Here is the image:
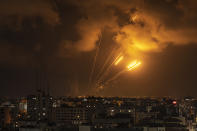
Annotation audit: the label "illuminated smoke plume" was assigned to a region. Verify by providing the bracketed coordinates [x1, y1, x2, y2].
[63, 0, 197, 56]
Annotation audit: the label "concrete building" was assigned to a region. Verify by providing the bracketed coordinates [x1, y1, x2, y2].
[49, 106, 88, 125]
[0, 101, 16, 129]
[27, 90, 53, 121]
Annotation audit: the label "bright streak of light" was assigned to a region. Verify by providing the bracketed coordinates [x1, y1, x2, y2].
[127, 60, 141, 71]
[114, 56, 124, 66]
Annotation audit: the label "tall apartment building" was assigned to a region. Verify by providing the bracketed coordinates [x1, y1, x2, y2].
[27, 90, 53, 121]
[49, 106, 89, 125]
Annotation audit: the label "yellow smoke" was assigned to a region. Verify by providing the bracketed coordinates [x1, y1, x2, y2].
[62, 0, 197, 57]
[115, 12, 163, 57]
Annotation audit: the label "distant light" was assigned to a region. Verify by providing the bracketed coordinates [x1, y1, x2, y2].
[83, 98, 87, 101]
[172, 101, 177, 105]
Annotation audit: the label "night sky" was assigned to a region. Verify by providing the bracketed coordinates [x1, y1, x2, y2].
[1, 0, 197, 97]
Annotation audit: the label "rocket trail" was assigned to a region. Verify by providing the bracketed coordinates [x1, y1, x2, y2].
[127, 60, 141, 71]
[114, 55, 124, 66]
[88, 32, 102, 89]
[96, 50, 122, 84]
[95, 46, 117, 82]
[103, 60, 142, 85]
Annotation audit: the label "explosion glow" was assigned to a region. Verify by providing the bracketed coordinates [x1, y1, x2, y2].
[114, 56, 124, 66]
[127, 60, 141, 71]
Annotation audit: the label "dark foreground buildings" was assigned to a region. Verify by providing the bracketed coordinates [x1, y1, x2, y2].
[0, 90, 196, 131]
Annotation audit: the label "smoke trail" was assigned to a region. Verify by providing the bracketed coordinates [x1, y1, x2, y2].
[88, 33, 102, 88]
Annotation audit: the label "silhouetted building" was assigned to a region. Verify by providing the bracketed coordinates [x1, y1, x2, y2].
[27, 90, 53, 121]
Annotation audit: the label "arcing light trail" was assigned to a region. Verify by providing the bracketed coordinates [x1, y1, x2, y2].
[114, 55, 124, 66]
[88, 32, 102, 89]
[102, 60, 142, 86]
[96, 50, 122, 84]
[127, 60, 141, 71]
[87, 32, 142, 94]
[95, 46, 117, 81]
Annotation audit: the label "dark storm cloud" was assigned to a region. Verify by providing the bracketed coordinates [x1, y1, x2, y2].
[1, 0, 197, 97]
